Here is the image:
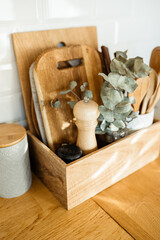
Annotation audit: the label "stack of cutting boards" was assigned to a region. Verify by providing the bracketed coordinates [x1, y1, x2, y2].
[33, 45, 102, 151]
[12, 27, 103, 151]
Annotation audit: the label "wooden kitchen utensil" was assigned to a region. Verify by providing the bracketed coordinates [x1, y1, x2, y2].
[140, 70, 157, 114]
[129, 76, 150, 112]
[12, 26, 98, 136]
[34, 45, 102, 151]
[101, 46, 111, 75]
[150, 47, 160, 75]
[146, 83, 160, 113]
[73, 98, 100, 155]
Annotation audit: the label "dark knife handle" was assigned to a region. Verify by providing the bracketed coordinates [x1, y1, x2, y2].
[101, 46, 111, 75]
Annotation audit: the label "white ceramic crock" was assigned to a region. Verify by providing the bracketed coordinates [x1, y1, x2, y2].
[127, 109, 154, 131]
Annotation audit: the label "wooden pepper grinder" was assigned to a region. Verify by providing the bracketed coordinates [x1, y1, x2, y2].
[73, 97, 100, 155]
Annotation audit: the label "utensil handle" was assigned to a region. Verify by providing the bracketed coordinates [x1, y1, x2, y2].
[101, 46, 111, 75]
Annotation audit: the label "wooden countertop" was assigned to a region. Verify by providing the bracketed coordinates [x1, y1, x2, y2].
[1, 158, 160, 240]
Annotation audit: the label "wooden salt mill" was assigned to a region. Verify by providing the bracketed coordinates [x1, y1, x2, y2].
[73, 97, 100, 155]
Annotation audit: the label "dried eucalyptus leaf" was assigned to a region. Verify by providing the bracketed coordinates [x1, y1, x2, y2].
[128, 96, 135, 104]
[98, 73, 108, 82]
[50, 99, 61, 108]
[124, 96, 135, 104]
[110, 59, 126, 75]
[80, 82, 88, 92]
[100, 119, 107, 131]
[118, 75, 138, 93]
[125, 58, 134, 71]
[115, 101, 132, 113]
[134, 57, 143, 74]
[67, 101, 78, 109]
[83, 90, 93, 99]
[99, 106, 114, 122]
[126, 111, 139, 122]
[95, 124, 105, 134]
[109, 123, 119, 132]
[114, 50, 128, 63]
[141, 63, 152, 74]
[60, 89, 71, 95]
[69, 81, 77, 90]
[104, 88, 123, 105]
[98, 114, 104, 121]
[107, 73, 120, 89]
[113, 120, 125, 129]
[114, 109, 132, 121]
[101, 96, 115, 110]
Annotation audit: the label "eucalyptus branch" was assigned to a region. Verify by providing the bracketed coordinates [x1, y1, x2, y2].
[70, 90, 81, 100]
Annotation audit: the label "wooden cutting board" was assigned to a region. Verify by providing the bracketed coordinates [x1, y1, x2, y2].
[34, 45, 102, 151]
[12, 26, 98, 136]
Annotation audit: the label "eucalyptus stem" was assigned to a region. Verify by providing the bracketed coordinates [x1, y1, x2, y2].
[70, 90, 81, 100]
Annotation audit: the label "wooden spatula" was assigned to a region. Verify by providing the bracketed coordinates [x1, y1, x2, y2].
[140, 70, 157, 114]
[147, 82, 160, 113]
[129, 76, 150, 112]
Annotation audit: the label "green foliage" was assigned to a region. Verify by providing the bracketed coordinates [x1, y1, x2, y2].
[55, 81, 90, 109]
[97, 50, 151, 134]
[67, 101, 78, 109]
[50, 99, 61, 108]
[82, 89, 93, 100]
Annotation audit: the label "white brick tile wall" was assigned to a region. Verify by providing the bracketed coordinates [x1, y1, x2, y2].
[0, 0, 160, 126]
[0, 93, 25, 123]
[96, 0, 134, 18]
[0, 0, 38, 21]
[46, 0, 96, 19]
[0, 63, 20, 95]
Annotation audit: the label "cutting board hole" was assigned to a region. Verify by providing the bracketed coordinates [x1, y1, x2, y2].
[57, 58, 83, 70]
[57, 42, 66, 48]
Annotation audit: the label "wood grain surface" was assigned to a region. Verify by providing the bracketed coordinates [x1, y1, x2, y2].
[141, 70, 157, 114]
[27, 121, 160, 210]
[0, 174, 133, 240]
[12, 26, 98, 135]
[66, 121, 160, 209]
[27, 131, 68, 209]
[129, 76, 150, 112]
[150, 46, 160, 74]
[93, 159, 160, 240]
[0, 123, 26, 148]
[34, 45, 102, 150]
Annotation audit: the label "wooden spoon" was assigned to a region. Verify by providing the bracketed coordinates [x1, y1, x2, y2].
[129, 76, 150, 112]
[140, 70, 157, 114]
[146, 82, 160, 113]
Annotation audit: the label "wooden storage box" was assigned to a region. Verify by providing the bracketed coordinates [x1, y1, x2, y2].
[12, 26, 160, 210]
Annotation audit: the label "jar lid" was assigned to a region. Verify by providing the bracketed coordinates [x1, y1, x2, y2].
[0, 124, 26, 148]
[56, 144, 82, 164]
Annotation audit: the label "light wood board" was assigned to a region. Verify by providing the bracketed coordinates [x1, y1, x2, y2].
[0, 174, 133, 240]
[93, 158, 160, 240]
[12, 26, 98, 136]
[34, 45, 102, 150]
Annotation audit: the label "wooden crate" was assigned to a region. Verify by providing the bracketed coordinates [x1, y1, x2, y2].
[12, 26, 160, 210]
[27, 122, 160, 210]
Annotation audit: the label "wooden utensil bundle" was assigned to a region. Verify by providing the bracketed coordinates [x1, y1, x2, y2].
[140, 70, 160, 114]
